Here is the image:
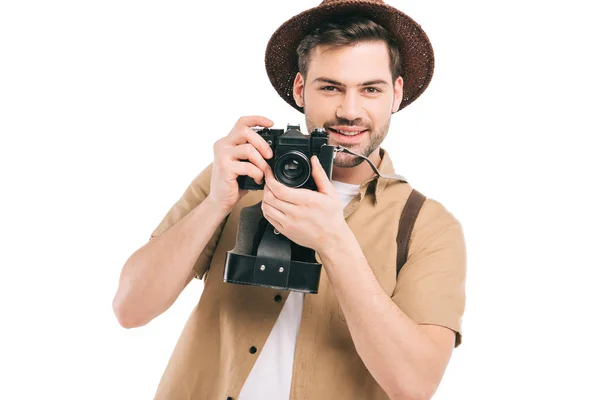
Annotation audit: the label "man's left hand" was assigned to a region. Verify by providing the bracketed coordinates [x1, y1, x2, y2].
[261, 156, 346, 254]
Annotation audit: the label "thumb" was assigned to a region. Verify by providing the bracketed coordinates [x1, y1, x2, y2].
[311, 156, 334, 195]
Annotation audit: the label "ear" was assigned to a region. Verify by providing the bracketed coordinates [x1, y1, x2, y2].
[391, 75, 404, 113]
[292, 72, 305, 108]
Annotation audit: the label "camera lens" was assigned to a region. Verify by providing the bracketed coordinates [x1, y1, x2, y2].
[274, 151, 311, 188]
[283, 160, 303, 179]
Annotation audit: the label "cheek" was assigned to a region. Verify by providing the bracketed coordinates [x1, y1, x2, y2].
[304, 92, 333, 120]
[368, 99, 394, 127]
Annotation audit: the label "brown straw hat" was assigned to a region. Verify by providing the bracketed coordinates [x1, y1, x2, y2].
[265, 0, 435, 113]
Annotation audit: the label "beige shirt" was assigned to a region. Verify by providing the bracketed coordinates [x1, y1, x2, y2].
[150, 148, 467, 400]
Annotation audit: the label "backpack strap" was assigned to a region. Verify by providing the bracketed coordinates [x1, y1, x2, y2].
[396, 189, 426, 277]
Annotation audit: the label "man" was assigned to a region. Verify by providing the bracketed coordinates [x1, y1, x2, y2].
[112, 1, 466, 399]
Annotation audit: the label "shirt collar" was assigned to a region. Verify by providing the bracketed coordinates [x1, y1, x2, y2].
[356, 147, 397, 205]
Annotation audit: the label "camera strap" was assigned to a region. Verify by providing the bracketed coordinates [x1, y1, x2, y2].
[333, 146, 408, 183]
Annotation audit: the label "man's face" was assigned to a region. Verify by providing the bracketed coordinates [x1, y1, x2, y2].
[293, 41, 403, 168]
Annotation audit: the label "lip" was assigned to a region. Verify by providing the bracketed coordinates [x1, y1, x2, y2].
[327, 127, 368, 144]
[329, 126, 367, 133]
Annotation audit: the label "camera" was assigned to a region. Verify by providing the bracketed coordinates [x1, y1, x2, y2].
[225, 124, 335, 293]
[237, 124, 335, 191]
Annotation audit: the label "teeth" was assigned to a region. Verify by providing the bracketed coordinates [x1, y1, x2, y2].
[332, 129, 363, 136]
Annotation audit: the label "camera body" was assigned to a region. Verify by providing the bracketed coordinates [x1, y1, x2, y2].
[237, 124, 335, 191]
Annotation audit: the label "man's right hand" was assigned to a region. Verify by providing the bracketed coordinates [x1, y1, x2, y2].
[207, 116, 274, 214]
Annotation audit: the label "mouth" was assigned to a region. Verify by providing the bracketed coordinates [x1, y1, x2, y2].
[327, 127, 368, 143]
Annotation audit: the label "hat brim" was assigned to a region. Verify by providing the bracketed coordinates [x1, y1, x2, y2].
[265, 1, 435, 113]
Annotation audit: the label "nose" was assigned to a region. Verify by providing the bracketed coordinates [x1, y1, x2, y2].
[336, 91, 363, 121]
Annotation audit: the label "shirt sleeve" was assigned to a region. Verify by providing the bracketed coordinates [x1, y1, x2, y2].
[149, 162, 227, 280]
[391, 198, 467, 347]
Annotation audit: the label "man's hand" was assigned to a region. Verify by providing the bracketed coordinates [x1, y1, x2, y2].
[209, 116, 274, 214]
[261, 155, 346, 254]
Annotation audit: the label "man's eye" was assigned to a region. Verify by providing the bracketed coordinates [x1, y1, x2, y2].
[364, 87, 381, 94]
[321, 86, 338, 92]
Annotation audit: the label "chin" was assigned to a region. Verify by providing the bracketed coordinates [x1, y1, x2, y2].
[333, 153, 364, 168]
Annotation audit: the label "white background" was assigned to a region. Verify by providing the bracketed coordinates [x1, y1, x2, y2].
[1, 0, 599, 399]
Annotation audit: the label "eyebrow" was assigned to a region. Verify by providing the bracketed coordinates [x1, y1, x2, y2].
[312, 77, 389, 87]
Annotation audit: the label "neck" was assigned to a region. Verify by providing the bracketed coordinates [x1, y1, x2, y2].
[331, 147, 382, 185]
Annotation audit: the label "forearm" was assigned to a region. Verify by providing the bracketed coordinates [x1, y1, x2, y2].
[112, 195, 228, 328]
[320, 227, 443, 400]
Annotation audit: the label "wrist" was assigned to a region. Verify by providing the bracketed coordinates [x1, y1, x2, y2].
[204, 194, 232, 218]
[319, 222, 353, 259]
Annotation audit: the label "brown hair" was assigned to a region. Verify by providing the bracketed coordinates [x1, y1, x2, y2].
[296, 16, 403, 81]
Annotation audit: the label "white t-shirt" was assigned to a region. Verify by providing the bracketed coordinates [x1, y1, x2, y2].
[238, 180, 361, 400]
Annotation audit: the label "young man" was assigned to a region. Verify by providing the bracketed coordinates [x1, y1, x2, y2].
[112, 1, 466, 399]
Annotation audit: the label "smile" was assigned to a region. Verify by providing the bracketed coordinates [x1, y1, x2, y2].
[327, 128, 368, 143]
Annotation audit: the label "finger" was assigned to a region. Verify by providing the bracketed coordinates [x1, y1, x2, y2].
[263, 184, 294, 214]
[229, 127, 274, 160]
[311, 156, 335, 195]
[229, 117, 274, 159]
[265, 170, 316, 205]
[228, 143, 270, 173]
[236, 115, 274, 130]
[262, 200, 286, 228]
[230, 161, 264, 185]
[264, 167, 304, 205]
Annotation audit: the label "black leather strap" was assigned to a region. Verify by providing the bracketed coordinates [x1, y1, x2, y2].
[396, 189, 426, 277]
[252, 223, 292, 288]
[224, 251, 322, 293]
[223, 200, 322, 293]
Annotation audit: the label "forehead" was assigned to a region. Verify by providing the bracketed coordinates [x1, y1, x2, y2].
[306, 41, 392, 83]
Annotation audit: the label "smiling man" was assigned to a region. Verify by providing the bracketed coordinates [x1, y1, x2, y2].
[112, 1, 466, 399]
[295, 40, 402, 180]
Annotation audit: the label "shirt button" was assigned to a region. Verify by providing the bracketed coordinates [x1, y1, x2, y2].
[274, 294, 282, 303]
[249, 346, 257, 354]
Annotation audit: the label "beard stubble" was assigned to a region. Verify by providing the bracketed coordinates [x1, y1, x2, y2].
[305, 115, 391, 168]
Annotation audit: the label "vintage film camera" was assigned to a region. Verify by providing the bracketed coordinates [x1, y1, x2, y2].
[237, 124, 335, 190]
[224, 124, 336, 293]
